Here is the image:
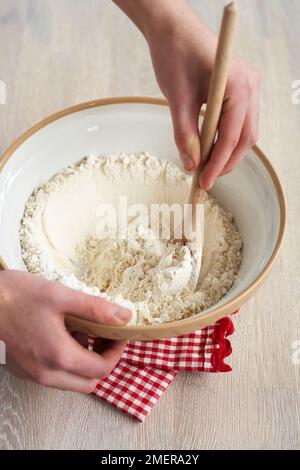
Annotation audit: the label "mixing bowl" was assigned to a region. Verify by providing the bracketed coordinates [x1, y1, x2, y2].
[0, 97, 286, 340]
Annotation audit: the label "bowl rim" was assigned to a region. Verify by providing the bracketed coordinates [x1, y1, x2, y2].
[0, 97, 286, 338]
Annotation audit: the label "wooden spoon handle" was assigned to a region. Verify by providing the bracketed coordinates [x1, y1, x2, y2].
[189, 2, 239, 210]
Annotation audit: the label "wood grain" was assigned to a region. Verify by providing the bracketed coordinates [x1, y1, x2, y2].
[0, 0, 300, 450]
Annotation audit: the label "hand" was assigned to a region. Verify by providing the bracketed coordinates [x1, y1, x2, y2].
[146, 4, 261, 190]
[0, 271, 131, 393]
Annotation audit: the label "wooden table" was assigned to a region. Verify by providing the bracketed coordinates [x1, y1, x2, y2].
[0, 0, 299, 450]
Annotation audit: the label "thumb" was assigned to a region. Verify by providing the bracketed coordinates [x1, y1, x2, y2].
[170, 101, 201, 171]
[54, 284, 132, 326]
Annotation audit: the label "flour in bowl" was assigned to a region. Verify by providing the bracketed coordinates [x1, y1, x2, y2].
[19, 152, 242, 325]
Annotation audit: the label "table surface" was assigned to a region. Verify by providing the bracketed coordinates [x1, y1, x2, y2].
[0, 0, 299, 450]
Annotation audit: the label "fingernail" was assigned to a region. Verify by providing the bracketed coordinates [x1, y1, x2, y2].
[181, 153, 194, 171]
[188, 135, 201, 164]
[112, 305, 132, 324]
[201, 179, 212, 191]
[200, 174, 209, 191]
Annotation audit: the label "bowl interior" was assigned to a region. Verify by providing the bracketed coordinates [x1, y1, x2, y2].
[0, 101, 282, 317]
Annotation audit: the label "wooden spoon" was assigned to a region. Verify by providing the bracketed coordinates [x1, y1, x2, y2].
[187, 2, 239, 290]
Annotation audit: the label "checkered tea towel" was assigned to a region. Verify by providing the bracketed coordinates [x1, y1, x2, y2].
[92, 316, 235, 422]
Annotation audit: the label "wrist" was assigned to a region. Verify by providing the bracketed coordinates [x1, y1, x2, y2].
[141, 1, 193, 44]
[113, 0, 191, 42]
[0, 273, 9, 340]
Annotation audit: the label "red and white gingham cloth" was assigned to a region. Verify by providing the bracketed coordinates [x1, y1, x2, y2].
[90, 316, 235, 422]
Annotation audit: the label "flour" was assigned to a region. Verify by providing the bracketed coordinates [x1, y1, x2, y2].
[19, 152, 242, 325]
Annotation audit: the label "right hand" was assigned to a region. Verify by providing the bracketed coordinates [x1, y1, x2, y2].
[0, 270, 131, 393]
[146, 8, 260, 190]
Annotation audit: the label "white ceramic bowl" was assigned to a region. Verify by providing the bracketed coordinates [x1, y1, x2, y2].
[0, 98, 286, 340]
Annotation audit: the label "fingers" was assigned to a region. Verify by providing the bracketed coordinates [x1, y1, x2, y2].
[220, 92, 259, 175]
[72, 333, 126, 367]
[58, 332, 125, 379]
[200, 88, 249, 190]
[72, 331, 90, 348]
[94, 337, 126, 364]
[200, 67, 261, 189]
[32, 368, 99, 394]
[52, 283, 132, 325]
[41, 327, 125, 380]
[170, 98, 201, 171]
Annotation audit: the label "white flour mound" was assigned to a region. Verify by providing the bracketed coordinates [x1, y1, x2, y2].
[20, 152, 242, 325]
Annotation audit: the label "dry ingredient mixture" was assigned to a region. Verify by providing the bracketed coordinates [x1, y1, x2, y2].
[19, 153, 242, 325]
